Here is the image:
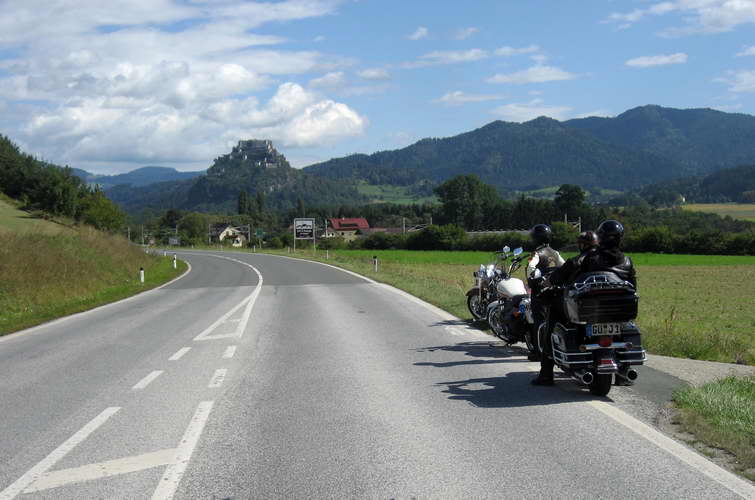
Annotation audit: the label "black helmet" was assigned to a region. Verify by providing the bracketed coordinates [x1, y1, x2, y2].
[577, 231, 598, 251]
[530, 224, 552, 246]
[596, 220, 624, 248]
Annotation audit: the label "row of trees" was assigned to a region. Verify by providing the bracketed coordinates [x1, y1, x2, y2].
[0, 135, 124, 230]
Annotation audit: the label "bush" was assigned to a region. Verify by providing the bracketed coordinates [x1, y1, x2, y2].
[550, 222, 578, 250]
[363, 232, 407, 250]
[318, 237, 348, 250]
[466, 232, 529, 252]
[624, 226, 676, 253]
[407, 224, 468, 250]
[267, 236, 283, 249]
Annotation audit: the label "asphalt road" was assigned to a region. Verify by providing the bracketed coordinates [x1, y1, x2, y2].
[0, 251, 752, 499]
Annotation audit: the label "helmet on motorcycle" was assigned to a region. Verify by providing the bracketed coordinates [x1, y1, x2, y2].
[577, 231, 598, 252]
[596, 220, 624, 248]
[530, 224, 552, 246]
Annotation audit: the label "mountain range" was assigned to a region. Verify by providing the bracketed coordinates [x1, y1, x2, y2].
[72, 166, 205, 189]
[304, 105, 755, 194]
[97, 105, 755, 215]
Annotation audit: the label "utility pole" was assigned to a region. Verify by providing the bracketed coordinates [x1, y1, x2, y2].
[141, 225, 144, 245]
[402, 217, 406, 234]
[127, 226, 130, 242]
[208, 223, 211, 245]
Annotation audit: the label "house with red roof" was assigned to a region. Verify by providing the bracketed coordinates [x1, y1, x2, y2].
[326, 217, 370, 241]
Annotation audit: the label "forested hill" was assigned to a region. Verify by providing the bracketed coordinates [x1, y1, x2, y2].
[304, 105, 755, 193]
[104, 140, 366, 214]
[565, 105, 755, 172]
[633, 164, 755, 205]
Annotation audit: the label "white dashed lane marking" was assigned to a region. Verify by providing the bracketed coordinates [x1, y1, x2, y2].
[207, 369, 227, 388]
[132, 371, 164, 390]
[222, 346, 237, 359]
[168, 347, 191, 361]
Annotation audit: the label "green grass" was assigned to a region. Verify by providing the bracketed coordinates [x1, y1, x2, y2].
[674, 377, 755, 480]
[683, 203, 755, 222]
[0, 197, 73, 235]
[0, 209, 187, 335]
[257, 248, 755, 364]
[355, 182, 438, 204]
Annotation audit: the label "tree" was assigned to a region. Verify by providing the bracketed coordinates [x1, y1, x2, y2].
[255, 191, 265, 213]
[79, 189, 125, 231]
[238, 191, 249, 215]
[554, 184, 586, 217]
[296, 197, 305, 217]
[434, 175, 499, 229]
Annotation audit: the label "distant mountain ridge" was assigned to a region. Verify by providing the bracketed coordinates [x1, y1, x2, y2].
[304, 105, 755, 194]
[71, 166, 205, 189]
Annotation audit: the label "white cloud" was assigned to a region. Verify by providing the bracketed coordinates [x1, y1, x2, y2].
[313, 35, 326, 42]
[308, 71, 346, 89]
[603, 1, 755, 35]
[715, 70, 755, 93]
[0, 0, 368, 169]
[736, 46, 755, 57]
[404, 48, 488, 68]
[435, 91, 501, 105]
[454, 27, 479, 40]
[625, 52, 688, 67]
[492, 98, 572, 122]
[407, 26, 428, 40]
[487, 65, 578, 84]
[495, 45, 540, 57]
[357, 67, 391, 80]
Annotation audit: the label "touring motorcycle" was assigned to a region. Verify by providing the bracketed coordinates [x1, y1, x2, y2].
[543, 271, 646, 396]
[466, 248, 511, 321]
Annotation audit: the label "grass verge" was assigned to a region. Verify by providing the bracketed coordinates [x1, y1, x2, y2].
[674, 377, 755, 481]
[0, 228, 187, 336]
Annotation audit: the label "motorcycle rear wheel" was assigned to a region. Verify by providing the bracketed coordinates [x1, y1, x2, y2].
[467, 294, 486, 321]
[488, 306, 506, 339]
[589, 373, 612, 396]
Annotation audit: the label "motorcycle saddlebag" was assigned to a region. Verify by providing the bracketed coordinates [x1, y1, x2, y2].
[564, 272, 638, 324]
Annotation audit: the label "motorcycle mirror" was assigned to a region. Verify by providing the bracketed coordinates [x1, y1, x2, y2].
[513, 247, 523, 256]
[502, 246, 510, 254]
[530, 268, 542, 279]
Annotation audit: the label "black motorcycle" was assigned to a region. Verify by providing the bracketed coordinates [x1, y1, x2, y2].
[545, 272, 646, 396]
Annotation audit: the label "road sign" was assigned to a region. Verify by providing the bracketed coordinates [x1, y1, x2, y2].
[255, 228, 265, 238]
[294, 218, 315, 240]
[168, 237, 180, 246]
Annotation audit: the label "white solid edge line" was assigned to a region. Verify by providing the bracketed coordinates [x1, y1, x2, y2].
[0, 259, 192, 344]
[222, 346, 237, 359]
[132, 370, 164, 390]
[168, 347, 191, 361]
[589, 401, 755, 498]
[0, 407, 120, 500]
[207, 369, 227, 388]
[247, 252, 754, 497]
[151, 401, 214, 500]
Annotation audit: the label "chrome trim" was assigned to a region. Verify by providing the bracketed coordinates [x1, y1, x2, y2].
[580, 342, 633, 351]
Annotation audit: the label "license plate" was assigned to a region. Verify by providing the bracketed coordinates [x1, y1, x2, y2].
[592, 323, 622, 336]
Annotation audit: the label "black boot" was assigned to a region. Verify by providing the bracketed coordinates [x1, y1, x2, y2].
[531, 357, 554, 386]
[527, 352, 541, 361]
[531, 375, 554, 386]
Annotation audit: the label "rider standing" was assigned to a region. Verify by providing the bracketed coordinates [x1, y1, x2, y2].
[526, 224, 565, 361]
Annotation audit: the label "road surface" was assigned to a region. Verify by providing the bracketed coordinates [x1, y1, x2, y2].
[0, 251, 752, 499]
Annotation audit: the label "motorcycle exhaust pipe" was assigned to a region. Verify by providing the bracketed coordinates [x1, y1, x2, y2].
[616, 368, 638, 382]
[571, 370, 594, 385]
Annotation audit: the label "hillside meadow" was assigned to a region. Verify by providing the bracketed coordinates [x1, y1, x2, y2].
[259, 248, 755, 365]
[683, 203, 755, 222]
[0, 198, 186, 335]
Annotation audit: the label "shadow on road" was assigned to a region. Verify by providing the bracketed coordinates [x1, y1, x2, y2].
[413, 341, 529, 368]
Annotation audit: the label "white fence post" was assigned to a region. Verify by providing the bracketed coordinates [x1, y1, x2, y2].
[139, 267, 145, 284]
[373, 256, 378, 272]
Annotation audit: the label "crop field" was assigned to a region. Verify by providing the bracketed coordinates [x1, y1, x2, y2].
[355, 183, 438, 204]
[262, 248, 755, 365]
[683, 203, 755, 222]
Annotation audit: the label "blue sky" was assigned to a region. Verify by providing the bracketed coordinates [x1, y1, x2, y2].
[1, 0, 754, 173]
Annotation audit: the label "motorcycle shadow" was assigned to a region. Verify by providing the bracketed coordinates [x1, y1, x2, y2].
[413, 341, 530, 368]
[436, 372, 609, 408]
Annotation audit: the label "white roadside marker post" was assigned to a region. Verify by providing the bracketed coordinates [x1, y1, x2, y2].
[139, 267, 145, 284]
[173, 254, 177, 269]
[326, 249, 329, 260]
[373, 256, 378, 273]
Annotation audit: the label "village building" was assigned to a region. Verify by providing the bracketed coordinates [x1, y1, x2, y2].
[326, 217, 370, 241]
[210, 223, 248, 247]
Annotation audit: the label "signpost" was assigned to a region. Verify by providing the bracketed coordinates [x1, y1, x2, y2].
[293, 218, 315, 251]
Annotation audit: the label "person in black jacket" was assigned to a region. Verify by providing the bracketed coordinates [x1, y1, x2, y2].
[531, 221, 636, 386]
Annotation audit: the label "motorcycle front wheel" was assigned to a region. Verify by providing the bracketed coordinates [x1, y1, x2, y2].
[467, 294, 486, 321]
[589, 373, 612, 397]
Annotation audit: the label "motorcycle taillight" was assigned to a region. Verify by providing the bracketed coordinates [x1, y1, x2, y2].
[598, 336, 612, 347]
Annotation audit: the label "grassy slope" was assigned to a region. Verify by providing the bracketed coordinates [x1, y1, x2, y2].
[0, 198, 186, 336]
[355, 183, 438, 204]
[683, 203, 755, 222]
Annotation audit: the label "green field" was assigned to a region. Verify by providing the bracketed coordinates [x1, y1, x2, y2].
[260, 248, 755, 365]
[356, 183, 438, 204]
[683, 203, 755, 222]
[0, 197, 72, 235]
